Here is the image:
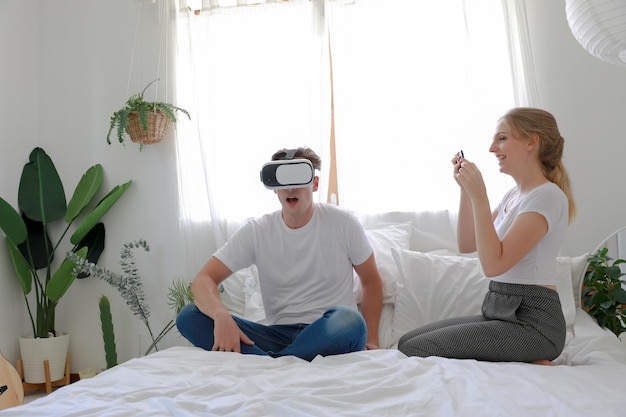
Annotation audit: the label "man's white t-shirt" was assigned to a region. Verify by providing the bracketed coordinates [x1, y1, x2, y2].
[491, 182, 568, 286]
[214, 203, 373, 325]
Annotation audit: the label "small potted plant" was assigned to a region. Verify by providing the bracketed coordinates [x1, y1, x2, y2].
[582, 247, 626, 337]
[106, 79, 190, 148]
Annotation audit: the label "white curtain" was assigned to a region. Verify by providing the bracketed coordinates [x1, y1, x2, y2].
[171, 0, 534, 275]
[328, 0, 518, 214]
[502, 0, 540, 107]
[172, 0, 329, 275]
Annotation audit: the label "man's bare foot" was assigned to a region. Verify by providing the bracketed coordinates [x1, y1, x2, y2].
[532, 359, 553, 366]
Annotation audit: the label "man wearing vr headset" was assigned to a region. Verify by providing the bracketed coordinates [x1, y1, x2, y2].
[176, 147, 383, 361]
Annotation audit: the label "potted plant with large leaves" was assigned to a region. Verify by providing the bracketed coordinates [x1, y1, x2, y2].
[582, 247, 626, 337]
[106, 79, 190, 148]
[0, 147, 132, 384]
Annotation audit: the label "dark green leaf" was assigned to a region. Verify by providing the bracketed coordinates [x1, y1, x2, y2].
[18, 147, 66, 224]
[0, 197, 27, 245]
[605, 265, 624, 280]
[18, 214, 52, 270]
[613, 288, 626, 304]
[75, 223, 106, 279]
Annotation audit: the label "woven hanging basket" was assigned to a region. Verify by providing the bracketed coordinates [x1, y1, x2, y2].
[127, 111, 171, 145]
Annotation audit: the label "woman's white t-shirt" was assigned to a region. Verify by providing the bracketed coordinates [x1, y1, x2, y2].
[491, 182, 568, 286]
[214, 203, 372, 325]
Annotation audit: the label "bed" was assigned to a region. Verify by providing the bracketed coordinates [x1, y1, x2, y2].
[3, 212, 626, 417]
[4, 312, 626, 417]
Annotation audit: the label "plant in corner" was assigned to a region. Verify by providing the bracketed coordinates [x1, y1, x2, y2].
[106, 79, 190, 148]
[96, 279, 193, 367]
[582, 247, 626, 337]
[0, 147, 132, 339]
[70, 239, 194, 357]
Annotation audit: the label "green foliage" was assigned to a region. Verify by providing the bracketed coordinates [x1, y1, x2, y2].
[69, 241, 194, 356]
[582, 247, 626, 337]
[106, 79, 190, 147]
[99, 295, 118, 369]
[70, 240, 153, 330]
[167, 277, 195, 315]
[0, 147, 132, 338]
[144, 277, 195, 356]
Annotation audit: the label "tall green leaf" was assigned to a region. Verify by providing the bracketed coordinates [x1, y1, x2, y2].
[70, 180, 132, 245]
[6, 239, 32, 295]
[18, 147, 66, 225]
[46, 247, 88, 302]
[65, 164, 104, 223]
[0, 197, 27, 246]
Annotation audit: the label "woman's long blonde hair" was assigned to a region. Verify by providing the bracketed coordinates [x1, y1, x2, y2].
[503, 107, 576, 223]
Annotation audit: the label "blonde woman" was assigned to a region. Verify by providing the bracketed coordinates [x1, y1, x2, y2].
[399, 108, 576, 364]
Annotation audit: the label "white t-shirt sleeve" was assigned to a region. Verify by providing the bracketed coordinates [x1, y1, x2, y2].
[517, 184, 568, 232]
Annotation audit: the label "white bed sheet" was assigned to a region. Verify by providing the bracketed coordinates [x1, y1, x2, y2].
[4, 309, 625, 417]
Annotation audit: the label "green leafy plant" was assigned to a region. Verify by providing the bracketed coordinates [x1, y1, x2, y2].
[69, 240, 194, 356]
[99, 295, 118, 369]
[147, 276, 195, 355]
[0, 147, 132, 338]
[106, 79, 190, 147]
[582, 247, 626, 337]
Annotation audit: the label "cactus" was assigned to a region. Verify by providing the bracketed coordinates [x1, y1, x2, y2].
[99, 295, 118, 369]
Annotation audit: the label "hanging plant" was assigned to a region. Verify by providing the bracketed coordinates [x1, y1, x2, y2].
[106, 79, 190, 148]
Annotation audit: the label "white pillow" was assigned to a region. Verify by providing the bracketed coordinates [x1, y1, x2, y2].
[409, 227, 458, 253]
[390, 249, 489, 346]
[220, 268, 253, 317]
[555, 256, 577, 327]
[390, 249, 577, 347]
[353, 222, 412, 304]
[361, 304, 397, 349]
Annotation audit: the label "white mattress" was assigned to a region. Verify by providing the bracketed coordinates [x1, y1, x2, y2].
[5, 309, 626, 417]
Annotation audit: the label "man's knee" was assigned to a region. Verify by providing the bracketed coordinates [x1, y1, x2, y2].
[325, 306, 367, 341]
[176, 303, 201, 336]
[326, 305, 363, 322]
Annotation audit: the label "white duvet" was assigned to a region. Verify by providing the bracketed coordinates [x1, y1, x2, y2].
[4, 310, 626, 417]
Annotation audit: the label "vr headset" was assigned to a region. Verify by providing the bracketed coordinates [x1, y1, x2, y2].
[260, 150, 315, 190]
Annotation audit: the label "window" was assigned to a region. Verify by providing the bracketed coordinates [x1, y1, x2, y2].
[173, 0, 517, 226]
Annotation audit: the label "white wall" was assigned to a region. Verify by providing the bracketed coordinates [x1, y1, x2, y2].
[0, 0, 185, 372]
[1, 0, 625, 372]
[0, 0, 41, 369]
[524, 0, 626, 256]
[38, 0, 186, 371]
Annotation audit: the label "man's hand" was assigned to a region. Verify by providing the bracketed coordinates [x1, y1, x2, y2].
[211, 311, 255, 352]
[365, 342, 380, 350]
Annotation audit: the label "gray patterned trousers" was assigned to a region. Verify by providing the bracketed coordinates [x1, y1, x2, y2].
[398, 280, 566, 362]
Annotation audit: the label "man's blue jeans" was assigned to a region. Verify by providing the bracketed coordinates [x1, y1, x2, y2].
[176, 304, 367, 361]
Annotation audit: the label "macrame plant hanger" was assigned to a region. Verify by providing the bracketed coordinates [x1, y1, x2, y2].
[125, 0, 171, 145]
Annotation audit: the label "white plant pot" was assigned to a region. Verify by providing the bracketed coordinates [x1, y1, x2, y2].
[19, 333, 70, 384]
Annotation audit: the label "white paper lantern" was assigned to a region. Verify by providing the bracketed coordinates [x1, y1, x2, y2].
[566, 0, 626, 66]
